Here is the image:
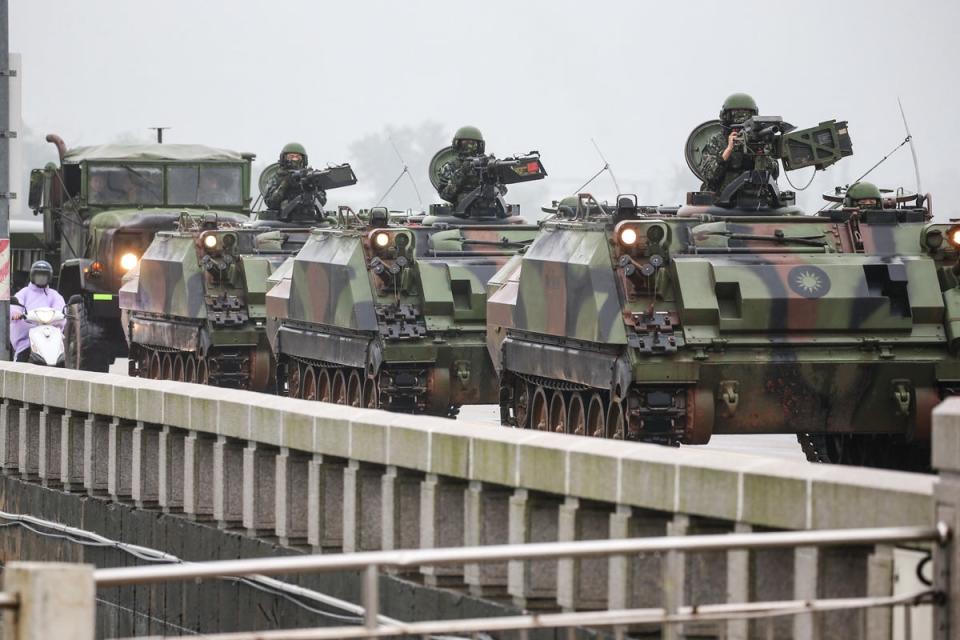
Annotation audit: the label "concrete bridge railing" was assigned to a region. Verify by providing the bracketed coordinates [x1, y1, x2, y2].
[0, 362, 949, 639]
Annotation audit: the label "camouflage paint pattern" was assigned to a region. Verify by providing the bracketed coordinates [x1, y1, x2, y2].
[488, 209, 960, 443]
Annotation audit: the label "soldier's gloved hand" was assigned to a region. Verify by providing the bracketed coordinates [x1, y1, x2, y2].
[722, 131, 739, 162]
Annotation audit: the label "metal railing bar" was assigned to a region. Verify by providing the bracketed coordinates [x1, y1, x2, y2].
[93, 524, 947, 587]
[129, 589, 935, 640]
[0, 593, 17, 609]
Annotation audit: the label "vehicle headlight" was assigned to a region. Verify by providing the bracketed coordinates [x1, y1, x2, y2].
[946, 226, 960, 249]
[34, 309, 54, 324]
[203, 234, 219, 250]
[618, 227, 639, 246]
[120, 252, 139, 271]
[373, 231, 391, 248]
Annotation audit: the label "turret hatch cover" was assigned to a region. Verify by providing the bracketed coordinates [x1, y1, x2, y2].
[685, 119, 723, 182]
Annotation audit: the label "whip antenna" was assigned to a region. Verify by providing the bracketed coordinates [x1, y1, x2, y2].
[375, 137, 424, 208]
[572, 139, 621, 195]
[897, 97, 922, 195]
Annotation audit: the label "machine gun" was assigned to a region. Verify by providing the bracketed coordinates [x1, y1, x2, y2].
[278, 163, 358, 222]
[431, 151, 546, 219]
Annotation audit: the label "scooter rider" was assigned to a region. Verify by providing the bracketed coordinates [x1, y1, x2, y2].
[10, 261, 66, 362]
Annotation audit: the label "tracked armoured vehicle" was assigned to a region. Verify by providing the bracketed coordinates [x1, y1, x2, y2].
[28, 137, 254, 371]
[119, 165, 357, 391]
[266, 151, 546, 415]
[488, 119, 959, 471]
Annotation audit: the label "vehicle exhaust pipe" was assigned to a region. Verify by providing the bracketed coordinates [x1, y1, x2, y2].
[45, 134, 66, 163]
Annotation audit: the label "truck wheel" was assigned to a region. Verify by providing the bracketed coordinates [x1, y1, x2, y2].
[65, 307, 115, 373]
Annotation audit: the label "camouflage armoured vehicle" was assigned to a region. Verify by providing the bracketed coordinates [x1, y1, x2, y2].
[27, 136, 254, 371]
[119, 220, 312, 390]
[266, 152, 546, 415]
[118, 164, 357, 391]
[488, 120, 957, 471]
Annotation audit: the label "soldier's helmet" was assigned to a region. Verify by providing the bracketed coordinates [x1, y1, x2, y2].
[556, 196, 580, 218]
[279, 142, 308, 169]
[452, 126, 485, 156]
[29, 260, 54, 288]
[720, 93, 759, 127]
[844, 181, 883, 208]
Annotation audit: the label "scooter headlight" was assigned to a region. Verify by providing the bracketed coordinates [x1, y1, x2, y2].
[33, 309, 55, 324]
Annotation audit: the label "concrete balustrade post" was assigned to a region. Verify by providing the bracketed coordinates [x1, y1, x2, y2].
[725, 523, 752, 640]
[275, 447, 309, 546]
[343, 460, 384, 553]
[158, 426, 185, 513]
[2, 562, 95, 640]
[107, 418, 134, 502]
[793, 546, 821, 640]
[37, 408, 62, 487]
[464, 481, 511, 598]
[508, 488, 562, 609]
[131, 422, 160, 508]
[866, 544, 894, 639]
[0, 399, 20, 470]
[82, 415, 109, 496]
[59, 411, 85, 492]
[931, 400, 960, 640]
[662, 514, 689, 640]
[557, 497, 611, 611]
[381, 465, 421, 557]
[183, 430, 215, 520]
[17, 404, 39, 479]
[213, 436, 244, 529]
[242, 442, 277, 537]
[607, 506, 670, 639]
[420, 473, 466, 587]
[307, 454, 345, 552]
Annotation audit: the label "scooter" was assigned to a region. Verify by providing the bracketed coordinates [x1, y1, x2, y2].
[10, 296, 71, 366]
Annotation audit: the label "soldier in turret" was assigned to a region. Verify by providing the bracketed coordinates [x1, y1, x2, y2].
[436, 126, 505, 206]
[699, 93, 779, 194]
[844, 181, 883, 209]
[263, 142, 326, 214]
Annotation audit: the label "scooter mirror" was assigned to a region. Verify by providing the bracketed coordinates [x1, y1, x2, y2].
[66, 294, 83, 306]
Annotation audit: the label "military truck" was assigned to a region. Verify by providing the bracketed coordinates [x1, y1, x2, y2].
[119, 221, 312, 390]
[27, 136, 254, 371]
[487, 120, 960, 472]
[266, 152, 546, 415]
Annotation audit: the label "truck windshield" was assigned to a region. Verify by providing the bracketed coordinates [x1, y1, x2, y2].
[167, 165, 243, 207]
[88, 165, 164, 206]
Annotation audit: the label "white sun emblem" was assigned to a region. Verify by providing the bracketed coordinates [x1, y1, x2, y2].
[795, 270, 822, 294]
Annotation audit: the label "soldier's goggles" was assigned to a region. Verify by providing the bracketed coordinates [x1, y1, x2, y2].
[726, 109, 755, 124]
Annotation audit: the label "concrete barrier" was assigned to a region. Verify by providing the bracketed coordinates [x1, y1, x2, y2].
[0, 363, 941, 639]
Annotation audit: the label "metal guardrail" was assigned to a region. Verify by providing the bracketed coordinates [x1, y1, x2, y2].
[92, 523, 950, 639]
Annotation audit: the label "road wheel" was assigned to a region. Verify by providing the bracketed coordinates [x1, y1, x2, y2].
[548, 391, 567, 433]
[161, 353, 174, 381]
[332, 370, 347, 405]
[530, 386, 549, 431]
[586, 393, 606, 438]
[172, 354, 185, 382]
[149, 351, 162, 380]
[347, 370, 363, 408]
[363, 377, 379, 409]
[302, 366, 318, 401]
[567, 392, 586, 436]
[316, 368, 331, 402]
[64, 306, 116, 373]
[185, 355, 197, 384]
[512, 378, 531, 429]
[287, 361, 302, 399]
[196, 358, 209, 385]
[606, 400, 625, 440]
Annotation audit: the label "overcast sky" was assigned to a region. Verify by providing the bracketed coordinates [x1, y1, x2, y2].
[10, 0, 960, 218]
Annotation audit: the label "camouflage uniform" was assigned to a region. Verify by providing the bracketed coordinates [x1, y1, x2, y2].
[699, 132, 779, 193]
[263, 142, 326, 215]
[437, 126, 503, 205]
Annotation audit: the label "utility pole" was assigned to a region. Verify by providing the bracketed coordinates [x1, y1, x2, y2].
[149, 127, 169, 143]
[0, 0, 11, 360]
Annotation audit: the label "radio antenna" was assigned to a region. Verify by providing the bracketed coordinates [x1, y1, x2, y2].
[897, 97, 922, 195]
[572, 138, 621, 195]
[375, 137, 424, 208]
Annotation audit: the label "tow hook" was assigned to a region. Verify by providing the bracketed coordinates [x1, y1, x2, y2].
[719, 380, 739, 416]
[892, 380, 912, 416]
[455, 361, 470, 385]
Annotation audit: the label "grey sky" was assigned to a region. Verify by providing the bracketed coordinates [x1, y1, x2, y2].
[11, 0, 960, 217]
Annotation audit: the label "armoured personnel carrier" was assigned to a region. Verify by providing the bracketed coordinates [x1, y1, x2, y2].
[27, 136, 254, 371]
[119, 164, 357, 391]
[266, 151, 546, 415]
[488, 119, 955, 471]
